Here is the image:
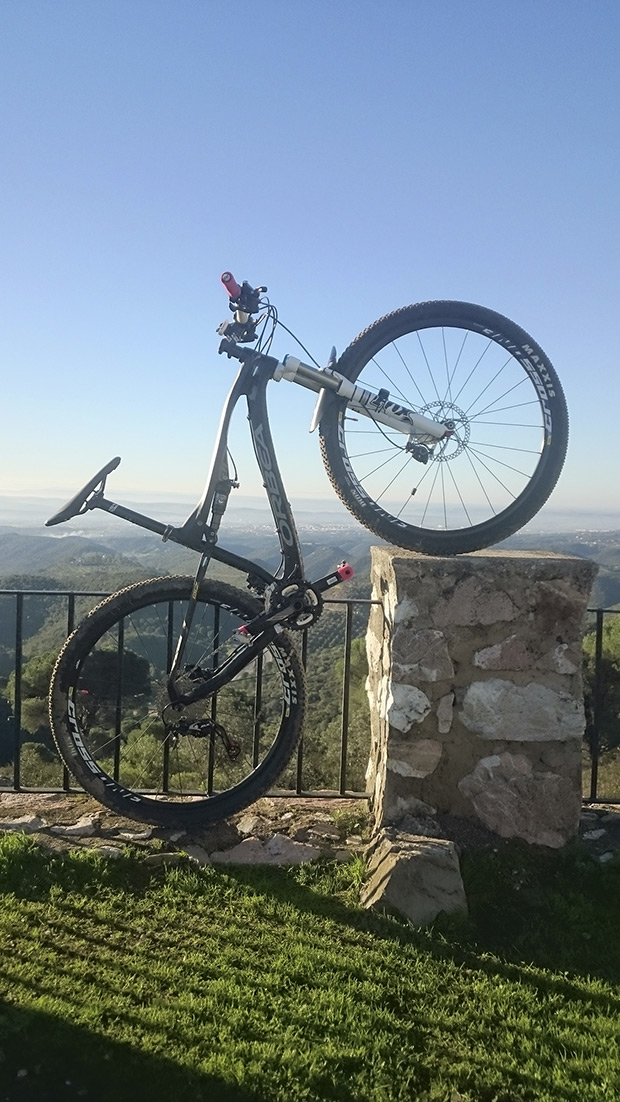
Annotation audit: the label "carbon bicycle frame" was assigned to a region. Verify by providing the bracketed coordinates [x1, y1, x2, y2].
[57, 350, 310, 705]
[46, 330, 450, 703]
[80, 349, 305, 592]
[182, 347, 305, 584]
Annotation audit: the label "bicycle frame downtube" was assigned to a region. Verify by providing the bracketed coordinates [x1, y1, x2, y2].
[186, 355, 303, 578]
[246, 367, 304, 580]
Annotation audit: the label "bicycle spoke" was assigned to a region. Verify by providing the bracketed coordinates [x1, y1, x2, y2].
[325, 311, 565, 541]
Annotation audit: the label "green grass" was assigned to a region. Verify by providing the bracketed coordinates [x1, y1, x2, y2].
[583, 748, 620, 802]
[1, 836, 620, 1101]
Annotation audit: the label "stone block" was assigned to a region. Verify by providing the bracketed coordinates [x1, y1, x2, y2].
[361, 829, 467, 927]
[383, 682, 432, 732]
[387, 739, 442, 778]
[458, 752, 581, 848]
[460, 679, 585, 742]
[366, 548, 597, 846]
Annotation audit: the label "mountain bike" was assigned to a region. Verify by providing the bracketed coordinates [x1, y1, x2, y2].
[47, 273, 568, 827]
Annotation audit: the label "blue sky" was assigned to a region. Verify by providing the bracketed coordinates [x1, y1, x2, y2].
[2, 0, 619, 528]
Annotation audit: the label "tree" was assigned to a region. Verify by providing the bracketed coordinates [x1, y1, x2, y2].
[4, 650, 58, 743]
[0, 691, 15, 767]
[3, 647, 151, 748]
[72, 648, 151, 738]
[293, 636, 371, 791]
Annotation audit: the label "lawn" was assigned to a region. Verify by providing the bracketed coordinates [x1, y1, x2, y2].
[1, 833, 619, 1102]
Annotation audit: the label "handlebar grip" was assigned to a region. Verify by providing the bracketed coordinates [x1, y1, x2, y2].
[221, 271, 242, 299]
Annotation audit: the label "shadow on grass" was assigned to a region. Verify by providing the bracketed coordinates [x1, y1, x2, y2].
[0, 1000, 261, 1102]
[223, 843, 620, 994]
[2, 836, 620, 1101]
[3, 831, 620, 987]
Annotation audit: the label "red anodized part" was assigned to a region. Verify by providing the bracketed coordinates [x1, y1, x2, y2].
[337, 563, 354, 581]
[221, 271, 242, 299]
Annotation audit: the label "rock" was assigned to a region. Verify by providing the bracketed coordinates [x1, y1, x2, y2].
[395, 796, 437, 818]
[182, 844, 212, 866]
[210, 838, 265, 864]
[387, 739, 442, 779]
[237, 813, 265, 836]
[436, 693, 454, 734]
[432, 576, 516, 627]
[550, 644, 579, 675]
[144, 852, 186, 867]
[210, 833, 321, 865]
[50, 816, 99, 838]
[0, 815, 47, 834]
[399, 815, 443, 838]
[460, 679, 584, 742]
[392, 628, 454, 681]
[307, 824, 340, 841]
[474, 634, 531, 671]
[458, 752, 580, 848]
[361, 829, 467, 927]
[582, 828, 606, 841]
[383, 682, 432, 732]
[96, 846, 123, 859]
[118, 828, 153, 841]
[264, 834, 322, 863]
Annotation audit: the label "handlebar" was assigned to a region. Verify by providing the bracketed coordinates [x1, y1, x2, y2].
[220, 272, 265, 317]
[221, 271, 242, 299]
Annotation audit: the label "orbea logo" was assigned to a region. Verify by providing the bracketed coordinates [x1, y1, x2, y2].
[250, 423, 296, 547]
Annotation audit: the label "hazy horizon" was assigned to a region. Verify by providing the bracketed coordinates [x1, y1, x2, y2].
[0, 492, 618, 539]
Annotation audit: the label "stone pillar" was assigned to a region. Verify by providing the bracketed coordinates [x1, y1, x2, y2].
[366, 549, 597, 849]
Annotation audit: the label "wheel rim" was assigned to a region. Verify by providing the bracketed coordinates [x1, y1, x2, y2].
[337, 321, 553, 535]
[63, 593, 297, 808]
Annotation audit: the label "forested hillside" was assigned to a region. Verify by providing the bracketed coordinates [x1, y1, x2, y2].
[1, 523, 619, 795]
[500, 530, 620, 609]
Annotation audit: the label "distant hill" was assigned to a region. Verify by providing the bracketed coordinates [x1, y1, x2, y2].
[1, 525, 619, 608]
[0, 531, 151, 591]
[0, 525, 375, 601]
[500, 530, 620, 609]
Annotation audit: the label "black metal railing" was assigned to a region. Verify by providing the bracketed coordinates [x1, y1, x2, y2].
[584, 607, 620, 803]
[1, 590, 618, 802]
[0, 587, 376, 799]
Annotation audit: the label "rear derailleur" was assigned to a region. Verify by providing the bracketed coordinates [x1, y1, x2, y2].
[163, 710, 241, 761]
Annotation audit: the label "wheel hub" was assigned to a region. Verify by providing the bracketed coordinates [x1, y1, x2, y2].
[419, 400, 470, 461]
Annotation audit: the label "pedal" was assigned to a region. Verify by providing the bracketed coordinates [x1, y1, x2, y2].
[313, 562, 354, 594]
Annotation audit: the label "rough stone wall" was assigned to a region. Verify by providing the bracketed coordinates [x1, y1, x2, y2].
[366, 549, 597, 848]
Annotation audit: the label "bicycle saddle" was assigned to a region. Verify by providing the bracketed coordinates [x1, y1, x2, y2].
[46, 456, 121, 526]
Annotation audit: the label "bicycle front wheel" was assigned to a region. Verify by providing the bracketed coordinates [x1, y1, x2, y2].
[49, 576, 306, 828]
[319, 301, 568, 555]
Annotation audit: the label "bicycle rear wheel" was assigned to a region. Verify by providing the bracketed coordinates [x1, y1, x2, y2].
[49, 576, 305, 828]
[319, 301, 568, 555]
